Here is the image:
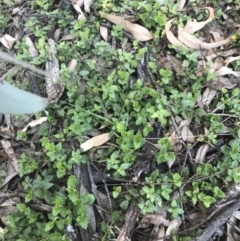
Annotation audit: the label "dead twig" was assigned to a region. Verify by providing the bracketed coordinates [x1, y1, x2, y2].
[0, 191, 52, 212]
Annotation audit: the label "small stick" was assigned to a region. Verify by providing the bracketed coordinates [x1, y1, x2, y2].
[0, 50, 49, 79]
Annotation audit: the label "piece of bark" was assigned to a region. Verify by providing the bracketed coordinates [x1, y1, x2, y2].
[117, 200, 140, 241]
[193, 194, 240, 241]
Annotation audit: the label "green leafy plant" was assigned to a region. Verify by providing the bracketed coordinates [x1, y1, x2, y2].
[167, 200, 184, 219]
[155, 138, 175, 163]
[3, 0, 240, 240]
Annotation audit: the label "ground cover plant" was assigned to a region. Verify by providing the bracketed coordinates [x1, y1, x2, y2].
[1, 0, 240, 240]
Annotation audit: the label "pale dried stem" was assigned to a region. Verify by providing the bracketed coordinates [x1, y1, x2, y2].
[0, 50, 49, 80]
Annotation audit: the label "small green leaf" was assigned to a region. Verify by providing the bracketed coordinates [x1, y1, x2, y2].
[68, 175, 78, 187]
[68, 191, 79, 204]
[76, 216, 88, 229]
[113, 186, 121, 198]
[116, 122, 125, 133]
[134, 132, 143, 149]
[167, 152, 176, 162]
[213, 186, 225, 198]
[120, 199, 129, 210]
[171, 200, 178, 208]
[25, 191, 33, 203]
[45, 221, 54, 232]
[172, 173, 181, 187]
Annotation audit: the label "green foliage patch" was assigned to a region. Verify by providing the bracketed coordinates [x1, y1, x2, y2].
[1, 0, 240, 240]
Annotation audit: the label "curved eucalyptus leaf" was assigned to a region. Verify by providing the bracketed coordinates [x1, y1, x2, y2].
[0, 80, 48, 114]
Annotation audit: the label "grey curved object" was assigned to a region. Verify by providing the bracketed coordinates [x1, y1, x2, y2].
[0, 80, 48, 114]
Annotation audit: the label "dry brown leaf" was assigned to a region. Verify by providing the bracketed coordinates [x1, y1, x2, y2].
[187, 129, 195, 143]
[72, 1, 85, 19]
[181, 126, 188, 141]
[201, 87, 217, 105]
[188, 212, 205, 225]
[12, 7, 20, 15]
[169, 131, 179, 145]
[175, 116, 183, 124]
[177, 0, 186, 11]
[54, 28, 61, 41]
[165, 19, 188, 49]
[215, 66, 240, 77]
[0, 127, 13, 139]
[166, 219, 181, 236]
[206, 53, 218, 61]
[59, 34, 76, 42]
[209, 31, 222, 42]
[22, 117, 47, 132]
[195, 144, 209, 162]
[183, 7, 214, 33]
[222, 48, 239, 57]
[98, 192, 118, 211]
[181, 126, 195, 143]
[100, 26, 108, 41]
[167, 159, 175, 169]
[212, 58, 224, 70]
[207, 49, 239, 60]
[206, 77, 236, 90]
[80, 133, 111, 152]
[166, 1, 232, 51]
[157, 225, 165, 240]
[178, 27, 231, 49]
[99, 11, 153, 41]
[68, 59, 78, 70]
[197, 95, 204, 109]
[0, 150, 9, 160]
[0, 206, 18, 225]
[178, 120, 190, 129]
[166, 54, 183, 72]
[173, 143, 183, 153]
[225, 56, 240, 66]
[140, 214, 170, 228]
[0, 34, 16, 49]
[25, 37, 38, 57]
[14, 30, 22, 42]
[166, 6, 225, 49]
[73, 0, 92, 12]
